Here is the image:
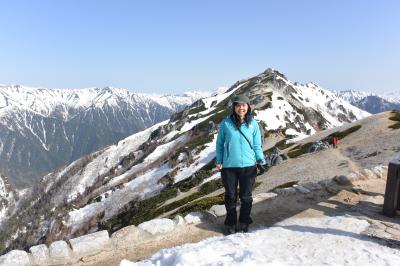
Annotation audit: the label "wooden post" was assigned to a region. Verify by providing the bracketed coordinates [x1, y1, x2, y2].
[383, 156, 400, 217]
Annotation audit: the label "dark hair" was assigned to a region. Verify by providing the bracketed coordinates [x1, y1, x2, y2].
[231, 103, 253, 128]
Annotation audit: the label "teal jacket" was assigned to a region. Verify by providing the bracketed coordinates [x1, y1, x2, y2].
[216, 116, 265, 168]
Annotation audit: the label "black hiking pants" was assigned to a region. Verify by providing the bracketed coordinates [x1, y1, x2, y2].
[221, 165, 257, 226]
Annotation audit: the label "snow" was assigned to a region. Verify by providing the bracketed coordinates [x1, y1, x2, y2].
[198, 83, 247, 116]
[66, 163, 170, 231]
[173, 136, 217, 183]
[65, 120, 169, 201]
[0, 175, 13, 224]
[336, 90, 400, 105]
[335, 90, 374, 103]
[180, 114, 213, 132]
[143, 135, 188, 164]
[286, 132, 312, 143]
[0, 175, 6, 198]
[0, 206, 7, 224]
[0, 85, 206, 120]
[293, 83, 369, 127]
[66, 202, 104, 230]
[255, 92, 296, 131]
[381, 91, 400, 104]
[120, 216, 400, 266]
[200, 172, 220, 185]
[255, 79, 368, 140]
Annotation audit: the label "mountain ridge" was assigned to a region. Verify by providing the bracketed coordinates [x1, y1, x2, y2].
[0, 68, 372, 253]
[336, 89, 400, 113]
[0, 85, 208, 187]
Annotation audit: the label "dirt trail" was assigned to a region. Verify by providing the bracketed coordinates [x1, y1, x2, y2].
[331, 147, 359, 172]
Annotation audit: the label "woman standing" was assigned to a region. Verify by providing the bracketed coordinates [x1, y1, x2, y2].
[216, 95, 266, 234]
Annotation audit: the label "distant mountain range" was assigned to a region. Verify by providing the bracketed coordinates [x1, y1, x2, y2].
[336, 90, 400, 114]
[0, 68, 371, 253]
[0, 85, 212, 187]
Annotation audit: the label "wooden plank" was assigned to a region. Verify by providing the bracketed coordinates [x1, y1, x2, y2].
[383, 160, 400, 217]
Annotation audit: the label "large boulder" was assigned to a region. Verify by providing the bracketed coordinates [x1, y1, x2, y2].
[184, 212, 204, 224]
[138, 218, 176, 235]
[307, 140, 330, 153]
[29, 244, 50, 266]
[111, 225, 153, 248]
[265, 147, 288, 168]
[0, 250, 31, 266]
[209, 204, 226, 217]
[49, 240, 73, 263]
[69, 230, 111, 259]
[253, 192, 278, 204]
[334, 175, 353, 186]
[173, 215, 186, 226]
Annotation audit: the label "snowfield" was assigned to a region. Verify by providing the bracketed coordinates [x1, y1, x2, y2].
[120, 216, 400, 266]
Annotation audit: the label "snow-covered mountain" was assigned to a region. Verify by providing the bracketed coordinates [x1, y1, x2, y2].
[0, 85, 208, 187]
[381, 91, 400, 104]
[0, 69, 369, 254]
[336, 90, 400, 114]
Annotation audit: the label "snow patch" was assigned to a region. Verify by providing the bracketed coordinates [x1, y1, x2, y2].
[121, 216, 400, 266]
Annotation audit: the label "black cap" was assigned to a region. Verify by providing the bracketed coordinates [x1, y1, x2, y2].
[233, 95, 250, 105]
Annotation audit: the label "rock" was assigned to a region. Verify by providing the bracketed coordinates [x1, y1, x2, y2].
[173, 215, 186, 226]
[302, 182, 322, 191]
[294, 185, 311, 194]
[0, 250, 31, 266]
[111, 225, 153, 248]
[275, 187, 296, 196]
[319, 179, 340, 194]
[184, 212, 204, 224]
[372, 165, 386, 178]
[209, 204, 226, 217]
[362, 168, 381, 179]
[333, 175, 352, 185]
[253, 192, 278, 204]
[138, 218, 176, 235]
[49, 240, 73, 263]
[29, 244, 50, 266]
[349, 172, 364, 182]
[318, 179, 336, 187]
[367, 229, 393, 239]
[203, 211, 218, 223]
[69, 230, 111, 259]
[385, 227, 400, 236]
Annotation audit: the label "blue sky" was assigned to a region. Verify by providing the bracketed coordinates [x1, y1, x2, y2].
[0, 0, 399, 94]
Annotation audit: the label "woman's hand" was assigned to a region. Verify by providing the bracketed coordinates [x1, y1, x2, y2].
[216, 164, 223, 170]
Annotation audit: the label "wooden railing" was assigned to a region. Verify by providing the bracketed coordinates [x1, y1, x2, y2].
[383, 155, 400, 217]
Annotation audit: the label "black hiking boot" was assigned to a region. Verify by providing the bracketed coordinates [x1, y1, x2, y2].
[224, 225, 236, 235]
[237, 223, 249, 233]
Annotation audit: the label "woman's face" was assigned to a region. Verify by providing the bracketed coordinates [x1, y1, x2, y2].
[234, 103, 248, 118]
